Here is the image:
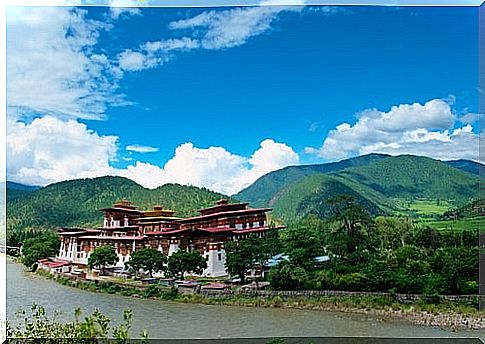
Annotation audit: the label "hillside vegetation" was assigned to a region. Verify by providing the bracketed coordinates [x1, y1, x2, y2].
[237, 153, 389, 208]
[7, 176, 229, 232]
[237, 155, 481, 222]
[5, 181, 41, 203]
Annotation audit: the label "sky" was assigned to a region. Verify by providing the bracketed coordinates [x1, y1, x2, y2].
[6, 3, 482, 195]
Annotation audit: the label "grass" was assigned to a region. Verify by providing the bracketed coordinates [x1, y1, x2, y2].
[177, 294, 483, 317]
[418, 216, 484, 232]
[407, 199, 454, 216]
[393, 198, 454, 217]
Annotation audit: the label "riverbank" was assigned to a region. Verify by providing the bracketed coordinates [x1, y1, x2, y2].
[32, 267, 485, 331]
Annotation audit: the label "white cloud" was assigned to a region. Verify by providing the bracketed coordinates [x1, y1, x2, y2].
[306, 98, 480, 162]
[7, 116, 118, 186]
[108, 0, 144, 19]
[117, 37, 199, 72]
[118, 139, 299, 194]
[126, 145, 159, 153]
[248, 139, 300, 178]
[7, 7, 124, 121]
[115, 5, 303, 73]
[168, 6, 300, 50]
[118, 50, 156, 71]
[7, 115, 298, 194]
[459, 112, 483, 125]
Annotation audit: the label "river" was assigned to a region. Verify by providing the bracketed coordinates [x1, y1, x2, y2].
[6, 260, 485, 340]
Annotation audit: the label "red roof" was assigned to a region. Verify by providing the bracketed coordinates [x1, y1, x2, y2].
[97, 225, 139, 231]
[98, 207, 143, 214]
[58, 228, 101, 235]
[78, 235, 145, 241]
[232, 226, 284, 234]
[144, 228, 190, 236]
[38, 259, 71, 268]
[195, 225, 283, 234]
[178, 208, 272, 223]
[195, 227, 234, 233]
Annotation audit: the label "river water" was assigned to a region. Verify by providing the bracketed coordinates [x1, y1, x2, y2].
[6, 260, 485, 340]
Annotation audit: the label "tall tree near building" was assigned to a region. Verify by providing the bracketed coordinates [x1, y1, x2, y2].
[87, 246, 118, 275]
[325, 195, 379, 265]
[21, 232, 60, 268]
[126, 248, 167, 277]
[225, 234, 268, 285]
[167, 250, 207, 280]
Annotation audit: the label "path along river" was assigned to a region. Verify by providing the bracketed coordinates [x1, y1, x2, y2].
[6, 260, 485, 340]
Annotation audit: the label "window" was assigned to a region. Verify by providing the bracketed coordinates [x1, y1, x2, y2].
[218, 253, 222, 261]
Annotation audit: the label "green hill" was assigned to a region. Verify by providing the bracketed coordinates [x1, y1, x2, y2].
[5, 181, 41, 203]
[270, 174, 390, 222]
[236, 154, 482, 208]
[336, 155, 480, 203]
[236, 153, 389, 207]
[7, 176, 229, 233]
[444, 160, 483, 176]
[239, 155, 481, 222]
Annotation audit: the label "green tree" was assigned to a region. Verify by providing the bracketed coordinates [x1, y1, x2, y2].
[412, 226, 441, 249]
[21, 232, 60, 268]
[375, 216, 413, 250]
[126, 247, 167, 277]
[268, 261, 307, 290]
[88, 246, 118, 275]
[225, 234, 267, 284]
[281, 217, 326, 269]
[167, 250, 207, 280]
[430, 247, 479, 294]
[325, 195, 378, 265]
[393, 245, 431, 294]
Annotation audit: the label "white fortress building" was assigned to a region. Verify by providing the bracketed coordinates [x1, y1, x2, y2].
[58, 199, 283, 277]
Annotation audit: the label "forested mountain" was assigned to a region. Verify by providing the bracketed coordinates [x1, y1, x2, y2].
[237, 155, 481, 222]
[236, 154, 482, 208]
[7, 176, 229, 232]
[444, 159, 483, 176]
[5, 181, 41, 203]
[236, 153, 390, 207]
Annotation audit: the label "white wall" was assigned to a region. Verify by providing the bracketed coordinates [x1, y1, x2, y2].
[204, 248, 226, 277]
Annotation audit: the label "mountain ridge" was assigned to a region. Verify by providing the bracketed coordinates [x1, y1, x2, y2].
[7, 176, 230, 233]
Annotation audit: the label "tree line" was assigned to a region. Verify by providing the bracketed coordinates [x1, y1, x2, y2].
[225, 195, 479, 295]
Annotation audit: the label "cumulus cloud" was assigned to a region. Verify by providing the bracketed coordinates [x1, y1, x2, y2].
[305, 99, 480, 162]
[118, 139, 299, 194]
[6, 7, 127, 121]
[8, 116, 298, 194]
[7, 116, 118, 186]
[126, 144, 159, 153]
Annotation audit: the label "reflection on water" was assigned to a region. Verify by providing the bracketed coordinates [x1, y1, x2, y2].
[6, 260, 485, 340]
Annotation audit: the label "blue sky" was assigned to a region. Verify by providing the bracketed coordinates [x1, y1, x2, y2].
[6, 4, 481, 194]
